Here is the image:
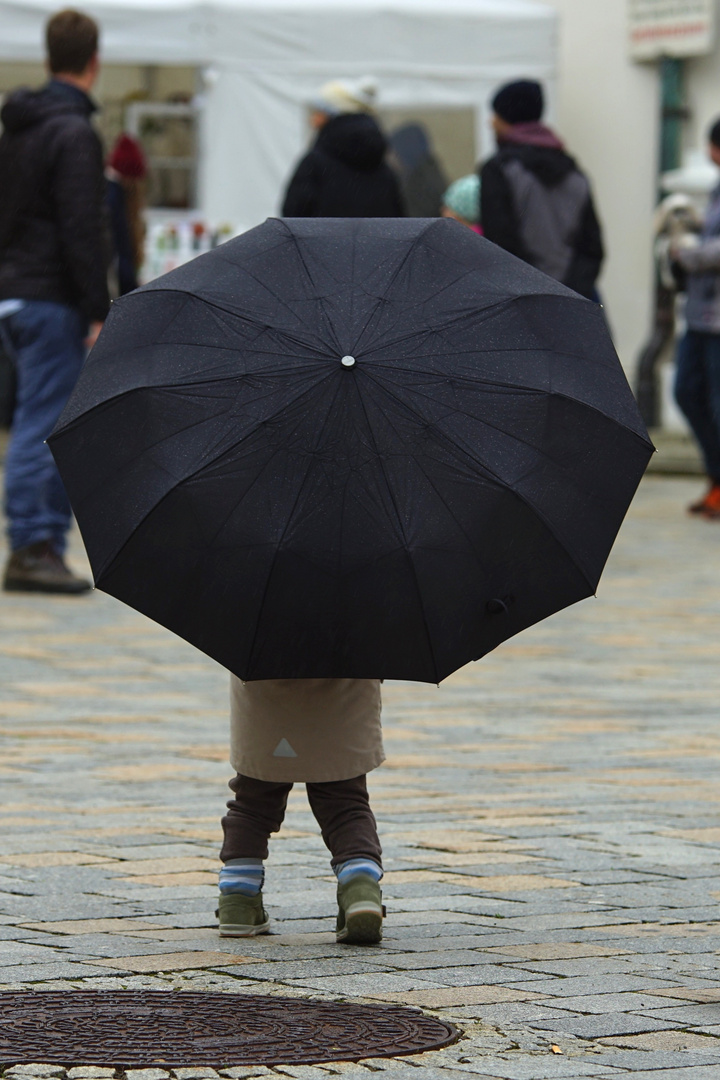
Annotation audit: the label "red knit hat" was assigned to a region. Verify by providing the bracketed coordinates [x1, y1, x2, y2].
[108, 133, 147, 179]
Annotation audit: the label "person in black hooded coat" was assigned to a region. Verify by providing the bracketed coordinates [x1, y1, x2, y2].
[281, 79, 405, 218]
[0, 80, 109, 321]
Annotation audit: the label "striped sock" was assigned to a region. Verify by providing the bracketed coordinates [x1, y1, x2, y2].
[335, 857, 383, 884]
[219, 858, 264, 896]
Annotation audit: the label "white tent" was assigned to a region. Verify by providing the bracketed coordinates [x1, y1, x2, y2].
[0, 0, 557, 231]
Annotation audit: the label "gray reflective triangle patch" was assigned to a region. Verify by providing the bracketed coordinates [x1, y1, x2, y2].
[273, 738, 297, 758]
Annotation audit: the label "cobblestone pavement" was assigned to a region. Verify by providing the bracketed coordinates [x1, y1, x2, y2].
[2, 475, 720, 1079]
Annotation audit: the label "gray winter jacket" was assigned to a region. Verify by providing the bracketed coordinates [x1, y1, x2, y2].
[480, 123, 603, 300]
[678, 183, 720, 334]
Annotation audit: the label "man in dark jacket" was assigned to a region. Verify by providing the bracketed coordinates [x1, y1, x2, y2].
[0, 8, 110, 593]
[282, 79, 405, 218]
[479, 80, 603, 300]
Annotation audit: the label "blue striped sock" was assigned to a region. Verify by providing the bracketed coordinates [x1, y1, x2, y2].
[335, 857, 383, 884]
[219, 858, 264, 896]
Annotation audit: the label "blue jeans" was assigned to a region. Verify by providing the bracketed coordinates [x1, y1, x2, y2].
[674, 329, 720, 484]
[3, 301, 85, 552]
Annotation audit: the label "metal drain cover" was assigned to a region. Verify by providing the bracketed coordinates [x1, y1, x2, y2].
[0, 991, 459, 1067]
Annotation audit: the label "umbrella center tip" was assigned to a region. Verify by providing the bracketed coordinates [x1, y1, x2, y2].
[341, 355, 356, 368]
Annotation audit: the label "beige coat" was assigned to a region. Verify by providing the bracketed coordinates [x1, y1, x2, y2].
[229, 676, 384, 783]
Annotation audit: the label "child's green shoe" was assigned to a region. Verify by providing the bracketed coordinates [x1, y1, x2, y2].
[217, 892, 270, 937]
[336, 874, 383, 944]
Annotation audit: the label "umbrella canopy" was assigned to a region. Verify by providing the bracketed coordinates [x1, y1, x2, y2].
[50, 217, 652, 683]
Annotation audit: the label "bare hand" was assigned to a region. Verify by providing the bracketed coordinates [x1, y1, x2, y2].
[85, 321, 103, 349]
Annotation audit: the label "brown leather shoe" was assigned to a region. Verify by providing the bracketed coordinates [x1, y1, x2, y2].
[3, 540, 92, 594]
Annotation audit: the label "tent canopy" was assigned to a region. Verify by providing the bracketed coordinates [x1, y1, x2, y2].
[0, 0, 557, 230]
[0, 0, 555, 66]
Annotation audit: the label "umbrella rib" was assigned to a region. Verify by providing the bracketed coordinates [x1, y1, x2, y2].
[353, 228, 487, 355]
[244, 372, 348, 674]
[189, 367, 336, 470]
[357, 277, 511, 356]
[284, 229, 344, 358]
[89, 370, 339, 580]
[94, 339, 299, 364]
[351, 378, 440, 684]
[202, 294, 338, 357]
[350, 222, 358, 353]
[361, 307, 501, 360]
[222, 255, 338, 349]
[377, 371, 653, 451]
[358, 307, 502, 359]
[191, 368, 337, 472]
[53, 361, 332, 441]
[186, 404, 316, 568]
[351, 222, 437, 355]
[361, 292, 602, 362]
[141, 288, 336, 357]
[176, 382, 333, 578]
[199, 301, 333, 360]
[82, 370, 329, 478]
[360, 379, 491, 576]
[365, 373, 549, 460]
[368, 344, 601, 366]
[366, 360, 558, 394]
[367, 342, 620, 377]
[361, 369, 598, 594]
[65, 392, 260, 526]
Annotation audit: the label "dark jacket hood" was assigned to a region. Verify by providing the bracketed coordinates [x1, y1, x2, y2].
[1, 80, 94, 135]
[497, 122, 576, 187]
[499, 141, 578, 187]
[316, 113, 388, 171]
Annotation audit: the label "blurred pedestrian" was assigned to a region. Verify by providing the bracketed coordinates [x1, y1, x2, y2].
[390, 123, 447, 217]
[441, 174, 482, 234]
[219, 677, 385, 944]
[0, 8, 109, 593]
[106, 133, 147, 296]
[281, 78, 405, 218]
[479, 79, 603, 300]
[673, 118, 720, 519]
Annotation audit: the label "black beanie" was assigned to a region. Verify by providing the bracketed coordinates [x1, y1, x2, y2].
[492, 80, 544, 125]
[709, 117, 720, 149]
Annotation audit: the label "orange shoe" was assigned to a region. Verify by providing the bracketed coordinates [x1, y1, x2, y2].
[688, 483, 720, 516]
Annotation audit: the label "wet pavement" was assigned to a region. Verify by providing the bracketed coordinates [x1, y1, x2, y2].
[2, 474, 720, 1078]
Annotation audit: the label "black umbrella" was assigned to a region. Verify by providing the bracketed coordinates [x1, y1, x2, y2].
[50, 217, 652, 683]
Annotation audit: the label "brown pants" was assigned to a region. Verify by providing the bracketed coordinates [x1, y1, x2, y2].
[220, 772, 382, 870]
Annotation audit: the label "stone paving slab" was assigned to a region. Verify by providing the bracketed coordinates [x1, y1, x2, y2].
[530, 1016, 686, 1039]
[605, 1070, 720, 1079]
[2, 475, 720, 1078]
[594, 1049, 720, 1068]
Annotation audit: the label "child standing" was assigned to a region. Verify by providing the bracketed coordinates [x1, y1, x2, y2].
[218, 676, 385, 944]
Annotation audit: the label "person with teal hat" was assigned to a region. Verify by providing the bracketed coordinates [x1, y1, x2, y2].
[441, 174, 482, 234]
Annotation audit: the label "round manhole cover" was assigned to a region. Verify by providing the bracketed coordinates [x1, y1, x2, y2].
[0, 991, 459, 1067]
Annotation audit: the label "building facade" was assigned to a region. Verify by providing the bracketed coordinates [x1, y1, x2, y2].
[542, 0, 720, 392]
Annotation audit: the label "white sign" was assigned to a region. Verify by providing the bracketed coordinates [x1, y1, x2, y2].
[629, 0, 715, 60]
